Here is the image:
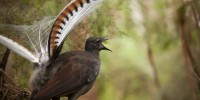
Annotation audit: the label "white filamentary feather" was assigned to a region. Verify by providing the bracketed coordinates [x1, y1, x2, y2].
[0, 35, 39, 63]
[0, 17, 55, 60]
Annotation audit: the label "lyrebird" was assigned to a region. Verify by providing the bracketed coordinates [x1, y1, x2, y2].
[0, 0, 110, 100]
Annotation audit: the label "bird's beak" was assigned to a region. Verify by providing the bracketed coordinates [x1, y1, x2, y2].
[100, 38, 112, 52]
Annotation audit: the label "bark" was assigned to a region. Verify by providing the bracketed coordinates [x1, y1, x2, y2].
[177, 4, 198, 99]
[178, 24, 197, 100]
[178, 1, 200, 88]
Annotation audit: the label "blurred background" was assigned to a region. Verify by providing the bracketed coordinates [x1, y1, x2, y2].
[0, 0, 200, 100]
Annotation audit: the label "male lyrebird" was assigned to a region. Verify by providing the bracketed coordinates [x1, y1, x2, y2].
[33, 37, 111, 100]
[0, 0, 107, 100]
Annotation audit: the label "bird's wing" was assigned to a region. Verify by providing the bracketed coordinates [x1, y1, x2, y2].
[0, 35, 39, 63]
[48, 0, 101, 58]
[33, 52, 98, 99]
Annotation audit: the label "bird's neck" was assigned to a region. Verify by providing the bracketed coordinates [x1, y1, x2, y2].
[86, 50, 100, 58]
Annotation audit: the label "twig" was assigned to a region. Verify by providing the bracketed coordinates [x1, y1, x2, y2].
[0, 48, 10, 71]
[0, 69, 15, 85]
[2, 89, 8, 100]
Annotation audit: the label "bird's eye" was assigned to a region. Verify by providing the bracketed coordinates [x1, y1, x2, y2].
[96, 39, 101, 43]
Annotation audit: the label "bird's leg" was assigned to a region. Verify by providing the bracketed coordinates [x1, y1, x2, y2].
[68, 91, 82, 100]
[52, 96, 61, 100]
[68, 96, 78, 100]
[68, 82, 95, 100]
[30, 89, 37, 100]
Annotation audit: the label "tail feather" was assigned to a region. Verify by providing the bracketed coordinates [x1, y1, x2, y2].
[0, 35, 39, 63]
[48, 0, 101, 57]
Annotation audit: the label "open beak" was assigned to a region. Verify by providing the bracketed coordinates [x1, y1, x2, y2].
[100, 38, 112, 52]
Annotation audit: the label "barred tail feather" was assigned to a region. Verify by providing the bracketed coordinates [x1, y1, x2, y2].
[48, 0, 101, 57]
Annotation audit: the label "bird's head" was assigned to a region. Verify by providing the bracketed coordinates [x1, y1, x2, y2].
[85, 37, 111, 52]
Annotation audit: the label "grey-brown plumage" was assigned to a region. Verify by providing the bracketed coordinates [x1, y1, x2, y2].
[32, 37, 111, 100]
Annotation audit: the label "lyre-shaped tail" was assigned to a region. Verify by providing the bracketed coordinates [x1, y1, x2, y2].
[48, 0, 101, 58]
